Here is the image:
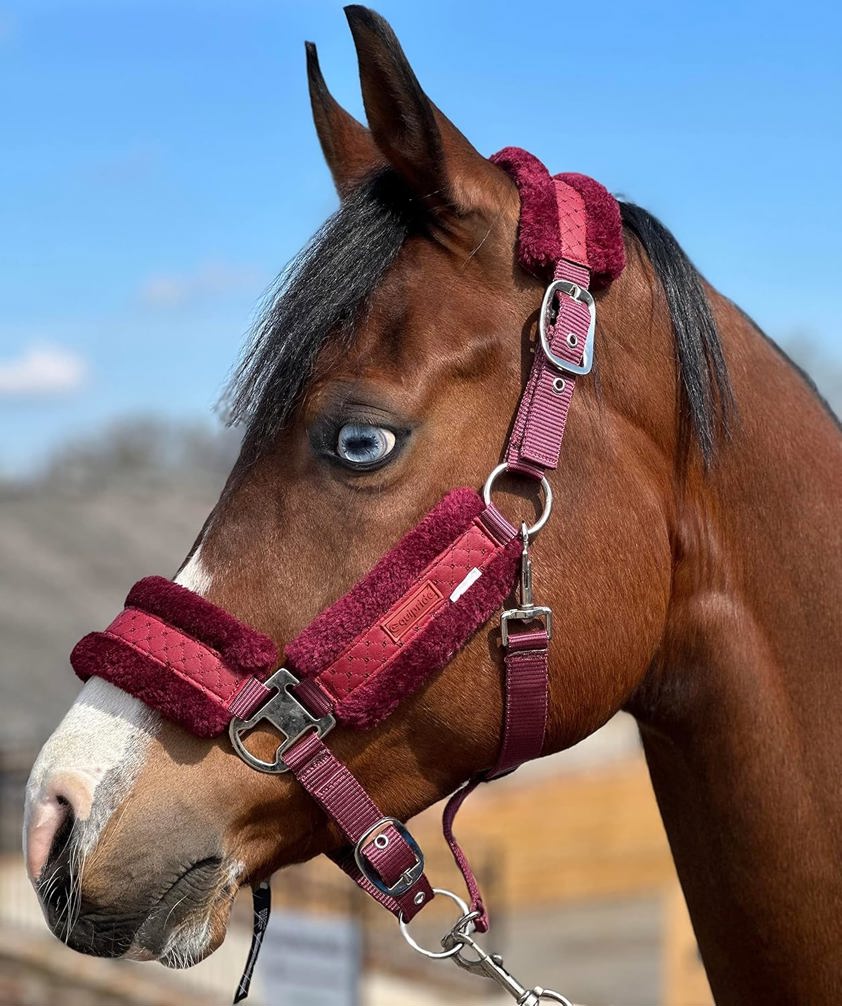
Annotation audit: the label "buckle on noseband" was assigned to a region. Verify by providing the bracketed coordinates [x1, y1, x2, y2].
[354, 817, 425, 898]
[228, 668, 335, 774]
[539, 278, 596, 376]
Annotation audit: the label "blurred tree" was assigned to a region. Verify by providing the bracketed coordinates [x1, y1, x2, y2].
[38, 417, 241, 493]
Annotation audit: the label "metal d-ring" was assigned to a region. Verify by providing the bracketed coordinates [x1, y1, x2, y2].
[398, 889, 473, 959]
[482, 463, 553, 538]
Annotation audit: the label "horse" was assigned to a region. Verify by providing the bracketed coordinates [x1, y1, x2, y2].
[23, 7, 841, 1004]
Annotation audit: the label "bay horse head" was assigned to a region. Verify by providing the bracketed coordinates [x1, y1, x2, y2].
[24, 7, 842, 1003]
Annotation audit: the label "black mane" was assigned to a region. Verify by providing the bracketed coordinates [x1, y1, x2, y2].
[225, 175, 732, 466]
[618, 201, 732, 465]
[224, 169, 419, 448]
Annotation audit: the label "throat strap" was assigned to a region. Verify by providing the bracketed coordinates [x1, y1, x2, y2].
[439, 158, 611, 926]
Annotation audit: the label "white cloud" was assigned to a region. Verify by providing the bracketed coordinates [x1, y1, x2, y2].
[139, 261, 262, 309]
[0, 344, 88, 396]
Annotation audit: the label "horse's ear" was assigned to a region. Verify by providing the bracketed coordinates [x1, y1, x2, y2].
[306, 41, 384, 198]
[344, 6, 514, 222]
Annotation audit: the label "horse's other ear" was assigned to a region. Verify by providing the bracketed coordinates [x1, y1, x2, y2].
[343, 6, 514, 224]
[306, 41, 384, 197]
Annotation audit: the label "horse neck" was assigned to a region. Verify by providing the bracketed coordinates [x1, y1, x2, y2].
[626, 292, 842, 1004]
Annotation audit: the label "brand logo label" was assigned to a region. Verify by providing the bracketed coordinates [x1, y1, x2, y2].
[382, 580, 443, 643]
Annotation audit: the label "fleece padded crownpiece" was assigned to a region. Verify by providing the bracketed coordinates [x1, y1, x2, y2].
[286, 489, 522, 729]
[490, 146, 625, 285]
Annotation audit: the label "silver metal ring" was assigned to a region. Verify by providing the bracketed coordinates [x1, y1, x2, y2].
[552, 377, 566, 394]
[482, 463, 553, 538]
[399, 889, 470, 959]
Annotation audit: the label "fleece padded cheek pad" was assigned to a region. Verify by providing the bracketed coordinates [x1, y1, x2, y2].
[69, 489, 521, 737]
[285, 488, 522, 729]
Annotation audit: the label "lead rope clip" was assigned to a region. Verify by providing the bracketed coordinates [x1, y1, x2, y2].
[500, 523, 553, 646]
[442, 915, 573, 1005]
[399, 893, 573, 1005]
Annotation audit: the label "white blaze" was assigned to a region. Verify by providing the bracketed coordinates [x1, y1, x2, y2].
[177, 549, 214, 596]
[25, 549, 214, 859]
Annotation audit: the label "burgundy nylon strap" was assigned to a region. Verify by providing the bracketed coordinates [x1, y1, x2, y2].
[442, 177, 593, 927]
[491, 625, 550, 777]
[441, 623, 550, 931]
[283, 730, 433, 922]
[506, 180, 592, 475]
[301, 508, 517, 712]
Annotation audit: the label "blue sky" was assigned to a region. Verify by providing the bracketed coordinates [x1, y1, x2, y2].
[1, 0, 840, 475]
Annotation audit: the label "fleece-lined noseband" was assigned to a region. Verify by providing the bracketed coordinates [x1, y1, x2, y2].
[70, 147, 624, 1002]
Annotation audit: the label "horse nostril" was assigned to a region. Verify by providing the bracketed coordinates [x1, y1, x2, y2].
[49, 797, 75, 863]
[25, 772, 91, 883]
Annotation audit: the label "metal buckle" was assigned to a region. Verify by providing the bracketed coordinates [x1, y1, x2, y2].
[500, 605, 553, 647]
[500, 523, 553, 646]
[539, 278, 596, 376]
[354, 817, 425, 898]
[228, 668, 335, 774]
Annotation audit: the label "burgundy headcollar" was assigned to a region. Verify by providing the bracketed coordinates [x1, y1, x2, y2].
[69, 147, 625, 1001]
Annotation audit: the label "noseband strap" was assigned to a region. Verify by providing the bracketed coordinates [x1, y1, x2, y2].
[69, 147, 625, 987]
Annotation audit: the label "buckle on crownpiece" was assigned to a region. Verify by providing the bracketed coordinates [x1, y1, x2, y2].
[354, 817, 426, 898]
[228, 668, 335, 774]
[539, 278, 596, 376]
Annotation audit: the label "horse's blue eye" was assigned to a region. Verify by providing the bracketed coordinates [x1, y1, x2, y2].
[336, 423, 396, 467]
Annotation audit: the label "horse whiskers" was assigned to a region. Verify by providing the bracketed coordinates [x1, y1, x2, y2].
[65, 839, 86, 942]
[50, 823, 87, 945]
[152, 861, 241, 969]
[161, 893, 190, 933]
[159, 913, 211, 970]
[37, 864, 62, 905]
